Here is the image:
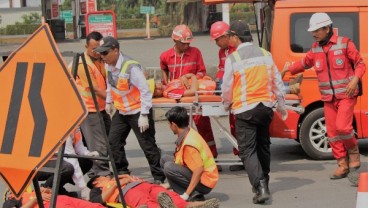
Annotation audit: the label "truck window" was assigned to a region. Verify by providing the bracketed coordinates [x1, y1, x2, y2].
[290, 13, 359, 53]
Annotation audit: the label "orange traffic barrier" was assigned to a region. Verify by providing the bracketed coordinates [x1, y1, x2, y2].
[356, 172, 368, 208]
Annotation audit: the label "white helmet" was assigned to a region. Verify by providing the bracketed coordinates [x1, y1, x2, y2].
[307, 13, 333, 32]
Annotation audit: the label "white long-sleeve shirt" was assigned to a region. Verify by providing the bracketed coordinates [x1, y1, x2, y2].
[106, 52, 152, 115]
[64, 134, 90, 189]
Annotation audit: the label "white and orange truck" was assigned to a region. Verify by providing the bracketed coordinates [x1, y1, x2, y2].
[203, 0, 368, 159]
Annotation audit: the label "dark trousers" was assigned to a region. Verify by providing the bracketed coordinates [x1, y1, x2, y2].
[108, 110, 165, 181]
[36, 160, 74, 192]
[236, 103, 273, 188]
[160, 155, 211, 195]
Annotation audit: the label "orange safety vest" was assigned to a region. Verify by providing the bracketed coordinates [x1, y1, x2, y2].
[107, 56, 141, 113]
[228, 46, 275, 114]
[98, 176, 142, 203]
[174, 128, 218, 189]
[70, 53, 107, 112]
[163, 76, 216, 98]
[311, 36, 359, 101]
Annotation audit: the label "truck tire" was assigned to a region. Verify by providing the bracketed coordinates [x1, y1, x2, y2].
[299, 108, 333, 160]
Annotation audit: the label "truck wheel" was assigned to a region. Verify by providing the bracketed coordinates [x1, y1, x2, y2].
[299, 108, 333, 160]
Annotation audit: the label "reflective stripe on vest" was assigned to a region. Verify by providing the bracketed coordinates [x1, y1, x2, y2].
[100, 178, 120, 203]
[71, 54, 107, 112]
[310, 36, 357, 101]
[107, 57, 141, 112]
[174, 128, 218, 188]
[229, 45, 274, 112]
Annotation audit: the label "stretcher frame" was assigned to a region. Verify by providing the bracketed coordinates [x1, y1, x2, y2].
[152, 91, 304, 166]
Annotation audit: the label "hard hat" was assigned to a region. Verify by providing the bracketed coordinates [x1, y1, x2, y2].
[172, 24, 193, 43]
[210, 21, 230, 41]
[307, 13, 333, 32]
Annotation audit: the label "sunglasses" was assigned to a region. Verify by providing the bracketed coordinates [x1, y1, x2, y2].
[100, 48, 114, 56]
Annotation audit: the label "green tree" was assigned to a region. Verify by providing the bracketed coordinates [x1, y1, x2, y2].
[61, 0, 72, 10]
[16, 13, 41, 25]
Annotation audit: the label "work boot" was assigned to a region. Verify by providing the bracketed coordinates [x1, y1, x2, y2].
[289, 83, 300, 94]
[157, 192, 176, 208]
[348, 145, 361, 170]
[329, 157, 349, 179]
[252, 179, 271, 204]
[187, 198, 220, 208]
[347, 145, 361, 186]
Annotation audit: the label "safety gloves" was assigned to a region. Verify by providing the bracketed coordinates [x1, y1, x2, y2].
[180, 192, 189, 201]
[81, 187, 91, 200]
[105, 103, 114, 116]
[276, 105, 288, 120]
[138, 114, 149, 133]
[87, 151, 100, 157]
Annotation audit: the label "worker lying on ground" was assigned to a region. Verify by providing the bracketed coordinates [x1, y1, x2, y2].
[3, 187, 106, 208]
[88, 174, 220, 208]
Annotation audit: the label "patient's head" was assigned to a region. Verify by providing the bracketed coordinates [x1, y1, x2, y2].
[153, 82, 165, 97]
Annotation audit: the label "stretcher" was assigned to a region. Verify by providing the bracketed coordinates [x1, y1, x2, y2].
[152, 92, 304, 166]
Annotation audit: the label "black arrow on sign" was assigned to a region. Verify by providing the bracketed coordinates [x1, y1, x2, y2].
[0, 62, 27, 154]
[0, 62, 47, 157]
[28, 63, 47, 157]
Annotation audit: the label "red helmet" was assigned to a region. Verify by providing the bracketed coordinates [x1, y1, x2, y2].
[210, 21, 230, 41]
[172, 24, 193, 43]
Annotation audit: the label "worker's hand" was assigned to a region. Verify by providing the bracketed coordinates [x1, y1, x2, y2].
[81, 187, 91, 200]
[223, 103, 232, 112]
[180, 76, 190, 89]
[180, 192, 189, 201]
[87, 151, 99, 157]
[346, 76, 359, 97]
[138, 114, 149, 133]
[105, 103, 114, 116]
[276, 106, 288, 120]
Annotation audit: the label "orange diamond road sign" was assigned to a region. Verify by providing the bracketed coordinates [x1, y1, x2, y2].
[0, 24, 87, 198]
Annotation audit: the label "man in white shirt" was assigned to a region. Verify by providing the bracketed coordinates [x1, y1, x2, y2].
[95, 36, 165, 184]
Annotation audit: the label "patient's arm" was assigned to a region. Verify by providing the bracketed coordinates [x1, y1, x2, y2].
[183, 75, 198, 97]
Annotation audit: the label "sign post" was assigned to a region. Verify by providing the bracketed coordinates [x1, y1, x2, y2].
[0, 24, 87, 199]
[140, 6, 155, 40]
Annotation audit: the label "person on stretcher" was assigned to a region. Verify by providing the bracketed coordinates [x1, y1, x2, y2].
[153, 74, 216, 99]
[152, 73, 303, 99]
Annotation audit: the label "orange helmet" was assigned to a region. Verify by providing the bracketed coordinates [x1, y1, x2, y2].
[172, 24, 193, 43]
[210, 21, 230, 41]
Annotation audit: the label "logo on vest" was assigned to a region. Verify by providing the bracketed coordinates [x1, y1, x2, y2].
[336, 58, 343, 65]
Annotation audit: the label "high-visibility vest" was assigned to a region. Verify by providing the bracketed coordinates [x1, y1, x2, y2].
[163, 76, 216, 98]
[311, 36, 358, 101]
[174, 128, 218, 189]
[98, 176, 142, 203]
[228, 45, 275, 113]
[107, 56, 141, 113]
[71, 53, 107, 112]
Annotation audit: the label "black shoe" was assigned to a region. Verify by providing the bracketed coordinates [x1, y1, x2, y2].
[188, 193, 205, 202]
[252, 179, 271, 204]
[217, 165, 222, 172]
[229, 164, 245, 171]
[153, 179, 165, 185]
[117, 169, 131, 175]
